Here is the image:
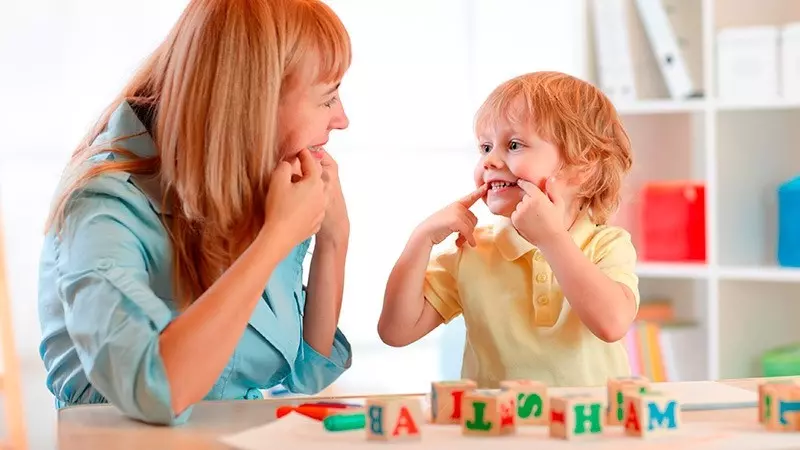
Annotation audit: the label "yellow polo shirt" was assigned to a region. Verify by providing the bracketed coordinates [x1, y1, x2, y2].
[423, 212, 639, 388]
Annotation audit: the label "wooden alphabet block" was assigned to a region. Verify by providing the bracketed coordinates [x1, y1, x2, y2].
[607, 376, 650, 426]
[761, 382, 800, 432]
[461, 389, 517, 436]
[499, 379, 549, 425]
[622, 391, 680, 438]
[365, 396, 423, 441]
[549, 394, 606, 440]
[430, 379, 477, 424]
[759, 380, 800, 425]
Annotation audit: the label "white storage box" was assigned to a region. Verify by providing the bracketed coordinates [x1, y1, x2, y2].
[717, 26, 779, 101]
[782, 23, 800, 100]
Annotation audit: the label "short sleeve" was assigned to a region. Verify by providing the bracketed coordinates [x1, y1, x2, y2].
[54, 193, 189, 425]
[594, 228, 640, 307]
[423, 243, 463, 323]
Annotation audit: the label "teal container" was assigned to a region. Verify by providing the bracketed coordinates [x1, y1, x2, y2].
[778, 175, 800, 267]
[762, 343, 800, 377]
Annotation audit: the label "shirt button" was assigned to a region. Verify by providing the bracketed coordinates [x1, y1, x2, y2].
[244, 388, 263, 400]
[537, 295, 549, 305]
[536, 272, 548, 283]
[96, 259, 113, 271]
[534, 252, 545, 262]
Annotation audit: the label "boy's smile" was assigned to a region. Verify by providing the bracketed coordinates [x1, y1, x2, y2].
[473, 119, 561, 217]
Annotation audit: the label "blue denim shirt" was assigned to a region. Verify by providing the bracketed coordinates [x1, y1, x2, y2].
[37, 102, 352, 425]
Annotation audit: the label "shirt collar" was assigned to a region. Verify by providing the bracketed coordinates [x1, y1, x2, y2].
[494, 210, 597, 261]
[93, 101, 172, 215]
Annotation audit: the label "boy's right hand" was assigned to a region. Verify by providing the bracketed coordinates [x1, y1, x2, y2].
[415, 184, 488, 247]
[262, 148, 327, 251]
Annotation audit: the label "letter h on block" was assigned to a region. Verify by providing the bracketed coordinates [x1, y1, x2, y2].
[623, 391, 680, 438]
[549, 395, 606, 440]
[461, 389, 517, 436]
[431, 379, 477, 424]
[366, 397, 424, 441]
[499, 379, 549, 425]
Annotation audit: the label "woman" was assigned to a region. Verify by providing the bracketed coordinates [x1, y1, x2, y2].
[37, 0, 352, 426]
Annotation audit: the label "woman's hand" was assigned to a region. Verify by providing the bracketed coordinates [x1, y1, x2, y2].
[317, 149, 349, 245]
[262, 148, 327, 254]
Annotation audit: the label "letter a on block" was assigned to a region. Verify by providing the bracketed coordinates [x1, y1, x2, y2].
[393, 406, 420, 437]
[366, 397, 423, 441]
[623, 400, 641, 436]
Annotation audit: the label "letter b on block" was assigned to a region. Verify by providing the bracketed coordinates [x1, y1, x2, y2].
[368, 405, 384, 435]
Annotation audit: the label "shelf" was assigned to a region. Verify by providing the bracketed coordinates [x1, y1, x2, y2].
[716, 99, 800, 111]
[719, 266, 800, 283]
[637, 262, 709, 279]
[616, 99, 707, 115]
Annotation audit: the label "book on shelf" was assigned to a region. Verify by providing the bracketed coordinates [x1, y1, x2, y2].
[625, 301, 699, 382]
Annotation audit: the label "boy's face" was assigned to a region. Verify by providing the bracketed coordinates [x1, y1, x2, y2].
[473, 118, 562, 217]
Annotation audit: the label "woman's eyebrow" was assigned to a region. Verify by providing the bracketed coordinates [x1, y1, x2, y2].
[322, 83, 341, 96]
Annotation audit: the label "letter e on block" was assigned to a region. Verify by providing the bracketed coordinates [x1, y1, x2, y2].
[623, 390, 680, 438]
[430, 379, 477, 424]
[499, 379, 549, 425]
[549, 394, 606, 440]
[461, 389, 517, 436]
[365, 396, 423, 441]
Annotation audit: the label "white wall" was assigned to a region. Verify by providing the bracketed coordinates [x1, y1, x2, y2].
[0, 0, 587, 390]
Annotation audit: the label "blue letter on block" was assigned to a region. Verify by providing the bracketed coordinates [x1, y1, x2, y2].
[778, 400, 800, 425]
[369, 405, 384, 435]
[647, 401, 677, 430]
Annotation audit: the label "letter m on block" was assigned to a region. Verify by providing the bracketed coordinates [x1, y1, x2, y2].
[647, 400, 677, 430]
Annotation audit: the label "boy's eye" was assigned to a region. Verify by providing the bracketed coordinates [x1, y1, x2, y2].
[479, 144, 491, 154]
[509, 140, 522, 150]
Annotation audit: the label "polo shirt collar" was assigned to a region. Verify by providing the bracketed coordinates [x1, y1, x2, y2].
[494, 210, 596, 261]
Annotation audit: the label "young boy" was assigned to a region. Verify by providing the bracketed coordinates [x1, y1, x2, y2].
[378, 71, 638, 388]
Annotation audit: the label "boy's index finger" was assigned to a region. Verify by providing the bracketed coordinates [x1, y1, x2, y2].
[516, 179, 541, 196]
[458, 184, 488, 207]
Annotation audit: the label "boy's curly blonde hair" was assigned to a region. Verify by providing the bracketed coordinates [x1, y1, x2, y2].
[475, 71, 632, 225]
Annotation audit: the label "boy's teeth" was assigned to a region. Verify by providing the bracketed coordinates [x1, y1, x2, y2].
[490, 181, 516, 190]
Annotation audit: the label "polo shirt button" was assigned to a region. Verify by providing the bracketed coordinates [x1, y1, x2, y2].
[537, 295, 549, 305]
[534, 252, 545, 262]
[535, 273, 548, 283]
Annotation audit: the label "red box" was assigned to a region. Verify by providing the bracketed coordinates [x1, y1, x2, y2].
[639, 182, 706, 262]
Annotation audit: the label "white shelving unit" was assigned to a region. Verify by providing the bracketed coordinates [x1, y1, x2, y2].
[589, 0, 800, 381]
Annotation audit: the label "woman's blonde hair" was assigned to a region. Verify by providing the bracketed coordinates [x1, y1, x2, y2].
[475, 71, 632, 224]
[46, 0, 351, 308]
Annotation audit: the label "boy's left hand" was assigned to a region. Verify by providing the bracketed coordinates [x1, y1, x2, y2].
[511, 177, 567, 246]
[317, 150, 350, 244]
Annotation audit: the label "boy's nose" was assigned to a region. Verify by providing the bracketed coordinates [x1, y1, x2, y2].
[483, 149, 504, 168]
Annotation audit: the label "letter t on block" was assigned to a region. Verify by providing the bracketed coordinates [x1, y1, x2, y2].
[461, 389, 517, 437]
[365, 396, 423, 442]
[431, 379, 477, 424]
[549, 394, 606, 440]
[762, 383, 800, 432]
[606, 376, 650, 426]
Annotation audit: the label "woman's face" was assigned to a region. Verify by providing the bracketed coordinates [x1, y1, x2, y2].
[278, 77, 349, 173]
